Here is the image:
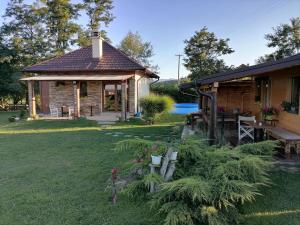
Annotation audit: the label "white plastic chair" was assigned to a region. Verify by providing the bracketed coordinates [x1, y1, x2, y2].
[238, 116, 256, 143]
[68, 107, 74, 118]
[49, 105, 59, 117]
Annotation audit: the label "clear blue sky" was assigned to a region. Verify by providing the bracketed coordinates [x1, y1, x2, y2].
[1, 0, 300, 79]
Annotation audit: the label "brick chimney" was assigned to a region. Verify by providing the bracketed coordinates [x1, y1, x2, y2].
[91, 31, 103, 59]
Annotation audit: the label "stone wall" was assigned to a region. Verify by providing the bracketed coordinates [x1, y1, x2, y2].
[48, 81, 102, 116]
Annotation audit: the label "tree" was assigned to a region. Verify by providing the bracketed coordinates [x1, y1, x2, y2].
[0, 0, 48, 105]
[83, 0, 114, 31]
[41, 0, 81, 55]
[118, 31, 159, 72]
[183, 27, 234, 80]
[256, 17, 300, 63]
[75, 27, 111, 47]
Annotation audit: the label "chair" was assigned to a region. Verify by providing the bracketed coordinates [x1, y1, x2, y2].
[49, 105, 59, 117]
[68, 107, 74, 118]
[238, 116, 256, 143]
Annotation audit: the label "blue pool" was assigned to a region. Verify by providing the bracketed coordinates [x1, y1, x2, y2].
[171, 103, 199, 114]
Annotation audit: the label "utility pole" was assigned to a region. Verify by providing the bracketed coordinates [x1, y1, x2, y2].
[175, 54, 182, 86]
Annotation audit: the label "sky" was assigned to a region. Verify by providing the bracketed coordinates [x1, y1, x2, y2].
[0, 0, 300, 79]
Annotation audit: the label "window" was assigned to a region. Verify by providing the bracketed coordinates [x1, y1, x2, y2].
[80, 81, 88, 98]
[291, 77, 300, 114]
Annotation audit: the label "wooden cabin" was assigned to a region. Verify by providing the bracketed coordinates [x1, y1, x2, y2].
[180, 53, 300, 144]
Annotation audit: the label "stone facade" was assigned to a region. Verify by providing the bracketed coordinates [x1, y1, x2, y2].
[46, 75, 151, 116]
[49, 81, 102, 116]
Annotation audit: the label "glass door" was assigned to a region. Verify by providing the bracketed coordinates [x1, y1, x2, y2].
[103, 83, 122, 111]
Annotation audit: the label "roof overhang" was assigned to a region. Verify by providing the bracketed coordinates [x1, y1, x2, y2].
[180, 53, 300, 90]
[20, 75, 134, 81]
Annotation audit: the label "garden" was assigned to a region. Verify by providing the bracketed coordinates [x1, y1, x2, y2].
[0, 109, 300, 225]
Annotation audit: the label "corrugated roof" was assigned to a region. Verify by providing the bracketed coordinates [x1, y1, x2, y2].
[180, 53, 300, 89]
[22, 41, 159, 78]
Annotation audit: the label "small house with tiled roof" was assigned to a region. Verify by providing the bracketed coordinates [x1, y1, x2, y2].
[21, 31, 159, 120]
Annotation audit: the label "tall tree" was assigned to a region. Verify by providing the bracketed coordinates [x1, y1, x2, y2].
[183, 27, 234, 80]
[0, 0, 48, 104]
[256, 17, 300, 63]
[118, 31, 158, 72]
[83, 0, 114, 31]
[41, 0, 81, 55]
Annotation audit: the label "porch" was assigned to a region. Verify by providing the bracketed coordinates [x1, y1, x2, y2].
[21, 75, 137, 122]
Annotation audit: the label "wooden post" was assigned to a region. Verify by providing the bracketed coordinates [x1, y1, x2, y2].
[99, 81, 103, 113]
[114, 84, 118, 112]
[121, 81, 126, 121]
[28, 80, 36, 118]
[210, 90, 218, 145]
[73, 81, 80, 118]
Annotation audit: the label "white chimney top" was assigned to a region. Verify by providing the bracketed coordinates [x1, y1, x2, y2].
[91, 31, 103, 59]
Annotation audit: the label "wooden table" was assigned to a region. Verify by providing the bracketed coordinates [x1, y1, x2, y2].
[243, 121, 272, 142]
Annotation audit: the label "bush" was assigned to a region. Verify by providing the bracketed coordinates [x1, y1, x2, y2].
[8, 116, 16, 122]
[19, 109, 26, 119]
[119, 137, 278, 225]
[139, 94, 175, 123]
[151, 83, 197, 103]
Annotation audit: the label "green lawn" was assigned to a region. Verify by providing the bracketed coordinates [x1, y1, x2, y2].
[0, 112, 183, 225]
[241, 170, 300, 225]
[0, 111, 300, 225]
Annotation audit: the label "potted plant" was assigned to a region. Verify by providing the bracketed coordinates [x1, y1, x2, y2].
[281, 101, 291, 112]
[151, 155, 162, 165]
[262, 106, 279, 120]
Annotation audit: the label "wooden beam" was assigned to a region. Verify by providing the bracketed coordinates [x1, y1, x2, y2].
[114, 84, 118, 112]
[28, 81, 36, 118]
[121, 81, 127, 121]
[73, 81, 80, 118]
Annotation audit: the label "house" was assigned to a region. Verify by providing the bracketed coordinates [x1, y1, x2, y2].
[21, 31, 159, 120]
[180, 53, 300, 143]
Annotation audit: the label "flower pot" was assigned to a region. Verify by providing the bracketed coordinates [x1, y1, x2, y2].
[265, 115, 274, 120]
[170, 152, 178, 161]
[151, 155, 162, 165]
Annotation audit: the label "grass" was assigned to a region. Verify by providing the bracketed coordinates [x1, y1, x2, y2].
[0, 112, 184, 225]
[241, 170, 300, 225]
[1, 111, 300, 225]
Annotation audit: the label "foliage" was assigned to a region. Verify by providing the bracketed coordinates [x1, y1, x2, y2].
[256, 17, 300, 63]
[236, 140, 278, 158]
[121, 138, 277, 225]
[281, 100, 299, 113]
[184, 26, 234, 80]
[117, 134, 277, 225]
[140, 94, 175, 123]
[0, 0, 115, 103]
[83, 0, 114, 31]
[151, 82, 197, 103]
[115, 138, 167, 163]
[118, 31, 159, 72]
[261, 106, 279, 117]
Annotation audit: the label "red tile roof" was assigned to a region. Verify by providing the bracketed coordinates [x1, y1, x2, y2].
[23, 41, 158, 78]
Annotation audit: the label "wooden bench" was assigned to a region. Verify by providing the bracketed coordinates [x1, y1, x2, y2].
[266, 127, 300, 154]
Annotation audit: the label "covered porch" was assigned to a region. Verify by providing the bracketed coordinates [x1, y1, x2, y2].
[21, 74, 136, 122]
